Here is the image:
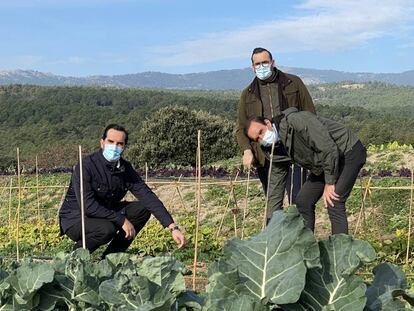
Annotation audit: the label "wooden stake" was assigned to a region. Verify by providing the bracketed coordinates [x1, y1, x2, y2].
[35, 155, 41, 223]
[406, 167, 414, 265]
[241, 169, 251, 239]
[216, 172, 239, 239]
[79, 146, 86, 249]
[8, 178, 13, 229]
[263, 140, 276, 230]
[192, 130, 202, 291]
[16, 148, 21, 260]
[354, 176, 372, 236]
[145, 162, 148, 183]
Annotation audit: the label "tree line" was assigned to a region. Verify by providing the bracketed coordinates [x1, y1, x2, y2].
[0, 83, 413, 171]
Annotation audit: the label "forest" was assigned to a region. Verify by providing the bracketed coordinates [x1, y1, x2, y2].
[0, 81, 413, 170]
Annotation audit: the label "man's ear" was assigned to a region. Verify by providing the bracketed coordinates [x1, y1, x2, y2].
[100, 138, 105, 149]
[264, 119, 273, 129]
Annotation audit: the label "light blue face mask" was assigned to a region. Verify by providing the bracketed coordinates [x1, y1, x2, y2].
[255, 63, 272, 80]
[102, 144, 123, 162]
[261, 124, 279, 147]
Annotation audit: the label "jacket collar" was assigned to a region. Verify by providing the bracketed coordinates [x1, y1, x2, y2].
[98, 149, 126, 173]
[247, 68, 291, 97]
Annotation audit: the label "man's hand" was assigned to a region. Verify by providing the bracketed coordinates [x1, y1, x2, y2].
[243, 149, 254, 169]
[323, 184, 340, 208]
[168, 223, 186, 248]
[122, 218, 136, 240]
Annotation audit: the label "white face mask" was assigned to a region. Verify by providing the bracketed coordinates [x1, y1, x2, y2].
[261, 125, 279, 147]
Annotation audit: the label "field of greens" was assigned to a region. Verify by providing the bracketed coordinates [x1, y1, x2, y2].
[0, 148, 413, 310]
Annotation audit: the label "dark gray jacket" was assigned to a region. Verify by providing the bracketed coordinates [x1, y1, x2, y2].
[276, 107, 359, 184]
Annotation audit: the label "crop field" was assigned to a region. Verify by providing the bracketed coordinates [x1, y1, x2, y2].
[0, 149, 413, 310]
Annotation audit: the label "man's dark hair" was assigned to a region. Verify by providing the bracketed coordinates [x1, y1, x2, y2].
[102, 124, 129, 145]
[251, 47, 273, 63]
[244, 116, 268, 136]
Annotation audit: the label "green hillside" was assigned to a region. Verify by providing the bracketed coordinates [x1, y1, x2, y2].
[0, 82, 413, 170]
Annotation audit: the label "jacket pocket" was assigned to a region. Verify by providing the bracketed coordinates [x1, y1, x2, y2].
[92, 182, 110, 200]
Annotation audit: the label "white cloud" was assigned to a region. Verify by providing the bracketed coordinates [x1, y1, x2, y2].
[151, 0, 414, 66]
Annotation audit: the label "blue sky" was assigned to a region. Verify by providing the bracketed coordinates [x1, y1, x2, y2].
[0, 0, 413, 76]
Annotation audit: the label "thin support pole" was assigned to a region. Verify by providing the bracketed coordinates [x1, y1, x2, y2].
[215, 172, 240, 239]
[145, 162, 148, 183]
[35, 156, 41, 223]
[263, 140, 276, 230]
[241, 169, 251, 239]
[79, 146, 86, 249]
[16, 148, 21, 261]
[35, 155, 45, 251]
[231, 181, 240, 238]
[192, 130, 202, 291]
[354, 176, 372, 236]
[405, 167, 414, 265]
[8, 178, 13, 229]
[175, 175, 188, 211]
[289, 164, 294, 204]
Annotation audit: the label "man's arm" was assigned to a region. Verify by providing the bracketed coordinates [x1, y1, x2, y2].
[235, 90, 254, 168]
[125, 163, 185, 247]
[125, 162, 174, 227]
[72, 164, 125, 227]
[296, 78, 316, 114]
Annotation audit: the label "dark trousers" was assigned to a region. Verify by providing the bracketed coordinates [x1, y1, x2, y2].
[257, 163, 307, 205]
[295, 141, 366, 235]
[65, 201, 150, 256]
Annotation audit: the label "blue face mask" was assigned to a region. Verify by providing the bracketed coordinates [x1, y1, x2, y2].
[255, 63, 272, 80]
[261, 125, 279, 147]
[102, 144, 123, 162]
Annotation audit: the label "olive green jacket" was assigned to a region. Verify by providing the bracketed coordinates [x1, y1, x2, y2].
[277, 107, 360, 184]
[235, 69, 315, 166]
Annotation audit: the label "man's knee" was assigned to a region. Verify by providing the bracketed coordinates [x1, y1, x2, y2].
[295, 192, 310, 211]
[124, 201, 151, 227]
[95, 223, 117, 244]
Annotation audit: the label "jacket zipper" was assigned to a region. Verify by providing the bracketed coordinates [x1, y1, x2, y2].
[268, 84, 274, 118]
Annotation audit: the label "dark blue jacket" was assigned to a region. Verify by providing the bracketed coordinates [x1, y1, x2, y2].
[59, 150, 174, 233]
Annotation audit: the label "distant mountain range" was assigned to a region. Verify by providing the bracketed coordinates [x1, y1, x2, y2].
[1, 67, 414, 89]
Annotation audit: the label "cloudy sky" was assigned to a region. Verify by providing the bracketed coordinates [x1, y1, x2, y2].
[1, 0, 413, 76]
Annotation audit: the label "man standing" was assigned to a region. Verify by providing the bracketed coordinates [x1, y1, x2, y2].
[245, 108, 367, 234]
[235, 47, 315, 219]
[59, 124, 186, 256]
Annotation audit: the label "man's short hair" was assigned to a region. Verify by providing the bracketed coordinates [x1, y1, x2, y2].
[102, 124, 129, 145]
[251, 47, 273, 63]
[244, 116, 268, 136]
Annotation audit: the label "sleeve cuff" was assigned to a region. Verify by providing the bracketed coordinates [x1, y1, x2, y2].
[325, 174, 336, 185]
[115, 214, 126, 227]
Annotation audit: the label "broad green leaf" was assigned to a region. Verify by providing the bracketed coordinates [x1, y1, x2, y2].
[364, 263, 413, 311]
[37, 279, 76, 311]
[7, 263, 54, 300]
[137, 256, 187, 296]
[99, 274, 174, 310]
[203, 261, 269, 310]
[284, 234, 376, 311]
[205, 294, 269, 311]
[72, 266, 101, 305]
[105, 252, 131, 268]
[204, 260, 253, 309]
[224, 206, 320, 304]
